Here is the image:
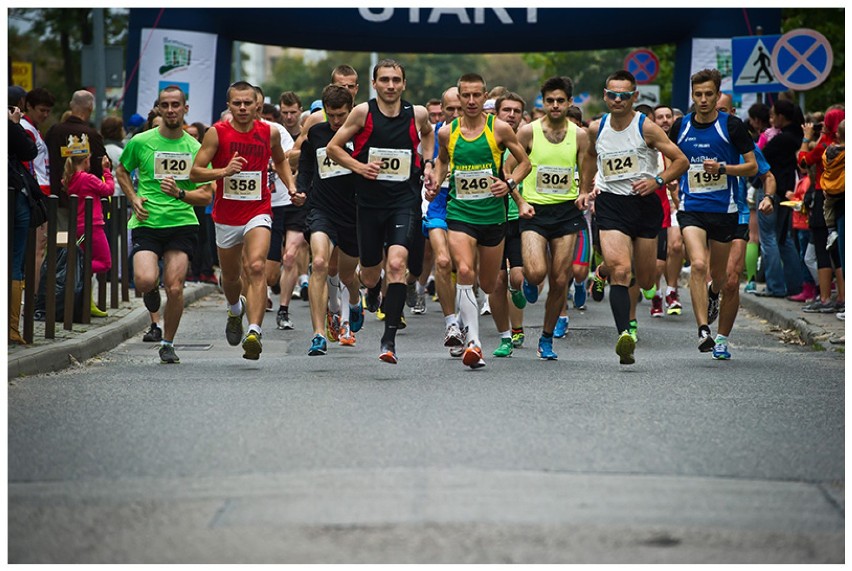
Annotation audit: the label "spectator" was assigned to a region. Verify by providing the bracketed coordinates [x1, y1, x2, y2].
[785, 170, 818, 303]
[186, 121, 206, 143]
[8, 100, 39, 344]
[757, 99, 804, 297]
[748, 102, 776, 149]
[799, 106, 845, 314]
[63, 152, 115, 317]
[821, 118, 845, 276]
[101, 116, 125, 195]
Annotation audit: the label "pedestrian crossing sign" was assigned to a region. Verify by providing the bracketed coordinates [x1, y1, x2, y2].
[732, 35, 785, 93]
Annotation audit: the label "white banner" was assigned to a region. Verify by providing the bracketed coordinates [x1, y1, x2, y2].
[137, 28, 218, 125]
[691, 38, 733, 93]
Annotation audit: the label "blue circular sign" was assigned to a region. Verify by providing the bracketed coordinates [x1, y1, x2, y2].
[624, 49, 659, 85]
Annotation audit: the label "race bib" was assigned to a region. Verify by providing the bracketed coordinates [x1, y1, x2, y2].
[317, 147, 352, 179]
[599, 150, 640, 182]
[453, 168, 493, 200]
[223, 171, 263, 201]
[368, 147, 411, 181]
[536, 165, 574, 195]
[687, 163, 727, 193]
[154, 151, 192, 180]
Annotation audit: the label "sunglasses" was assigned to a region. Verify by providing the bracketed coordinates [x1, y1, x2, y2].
[604, 89, 636, 101]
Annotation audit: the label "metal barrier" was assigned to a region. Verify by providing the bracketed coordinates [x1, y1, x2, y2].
[20, 194, 129, 342]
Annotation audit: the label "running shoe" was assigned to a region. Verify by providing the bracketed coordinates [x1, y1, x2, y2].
[537, 336, 558, 360]
[398, 315, 407, 330]
[443, 322, 465, 347]
[308, 334, 328, 356]
[406, 282, 417, 308]
[379, 342, 398, 364]
[665, 290, 682, 315]
[707, 284, 720, 325]
[226, 295, 246, 346]
[573, 280, 587, 310]
[509, 287, 527, 309]
[412, 293, 426, 315]
[837, 311, 845, 321]
[158, 343, 180, 364]
[449, 345, 465, 358]
[142, 323, 162, 343]
[641, 284, 657, 300]
[326, 310, 341, 342]
[803, 299, 837, 313]
[300, 281, 309, 301]
[628, 319, 638, 342]
[276, 308, 294, 330]
[712, 341, 731, 360]
[480, 297, 491, 315]
[511, 331, 525, 348]
[241, 330, 262, 360]
[522, 278, 539, 304]
[376, 308, 386, 321]
[492, 338, 514, 358]
[744, 280, 757, 294]
[615, 331, 635, 365]
[349, 300, 365, 332]
[553, 316, 568, 339]
[426, 277, 436, 297]
[650, 295, 664, 318]
[365, 284, 382, 313]
[143, 287, 161, 313]
[266, 289, 274, 312]
[462, 342, 486, 369]
[339, 322, 356, 346]
[698, 329, 715, 353]
[591, 268, 606, 302]
[826, 230, 838, 250]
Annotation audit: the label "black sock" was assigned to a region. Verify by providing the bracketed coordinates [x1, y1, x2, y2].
[610, 284, 631, 333]
[380, 282, 406, 346]
[708, 284, 720, 298]
[279, 305, 288, 314]
[271, 283, 281, 295]
[542, 330, 553, 339]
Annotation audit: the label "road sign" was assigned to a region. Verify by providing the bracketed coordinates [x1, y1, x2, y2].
[11, 62, 33, 91]
[624, 49, 659, 85]
[635, 85, 660, 107]
[771, 28, 833, 91]
[732, 35, 785, 93]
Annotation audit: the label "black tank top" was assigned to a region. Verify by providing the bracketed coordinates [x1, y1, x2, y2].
[351, 98, 421, 209]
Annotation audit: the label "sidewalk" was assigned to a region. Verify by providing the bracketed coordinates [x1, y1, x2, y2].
[7, 279, 845, 378]
[8, 281, 218, 379]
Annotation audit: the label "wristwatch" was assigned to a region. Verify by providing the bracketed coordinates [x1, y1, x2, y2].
[177, 189, 186, 201]
[654, 175, 664, 187]
[506, 178, 517, 191]
[718, 164, 727, 175]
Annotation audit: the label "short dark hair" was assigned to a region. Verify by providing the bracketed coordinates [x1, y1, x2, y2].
[748, 102, 770, 124]
[566, 105, 583, 123]
[279, 91, 302, 109]
[690, 68, 722, 91]
[634, 104, 654, 117]
[373, 58, 405, 81]
[653, 104, 673, 115]
[158, 84, 186, 105]
[495, 92, 526, 114]
[262, 103, 281, 120]
[604, 70, 636, 91]
[227, 81, 255, 102]
[457, 73, 487, 91]
[426, 98, 442, 108]
[322, 84, 354, 110]
[25, 87, 56, 109]
[541, 76, 574, 99]
[332, 64, 358, 81]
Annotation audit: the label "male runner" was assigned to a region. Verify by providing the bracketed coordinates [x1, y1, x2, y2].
[300, 84, 365, 354]
[326, 59, 434, 364]
[510, 76, 590, 360]
[426, 73, 531, 369]
[580, 70, 688, 364]
[117, 85, 215, 363]
[669, 69, 758, 352]
[190, 81, 295, 360]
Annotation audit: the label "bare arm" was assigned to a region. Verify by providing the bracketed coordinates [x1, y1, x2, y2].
[577, 121, 600, 210]
[424, 125, 451, 200]
[326, 103, 379, 179]
[116, 164, 148, 222]
[635, 120, 688, 196]
[270, 128, 296, 193]
[190, 126, 247, 183]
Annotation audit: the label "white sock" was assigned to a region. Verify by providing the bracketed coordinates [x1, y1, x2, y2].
[456, 284, 479, 346]
[715, 333, 727, 344]
[229, 299, 243, 315]
[248, 324, 262, 335]
[444, 314, 458, 328]
[340, 284, 351, 323]
[666, 286, 677, 296]
[327, 274, 341, 313]
[416, 281, 426, 295]
[298, 274, 308, 286]
[500, 330, 511, 339]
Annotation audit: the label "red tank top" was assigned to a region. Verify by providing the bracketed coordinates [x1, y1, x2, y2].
[211, 119, 272, 225]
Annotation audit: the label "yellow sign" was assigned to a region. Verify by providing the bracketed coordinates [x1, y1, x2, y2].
[11, 62, 33, 92]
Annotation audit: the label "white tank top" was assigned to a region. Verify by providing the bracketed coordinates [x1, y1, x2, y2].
[263, 119, 294, 207]
[594, 112, 658, 196]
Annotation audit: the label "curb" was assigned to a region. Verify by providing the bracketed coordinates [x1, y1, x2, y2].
[9, 285, 217, 379]
[738, 293, 833, 350]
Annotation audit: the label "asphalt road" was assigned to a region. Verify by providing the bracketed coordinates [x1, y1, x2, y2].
[7, 288, 845, 563]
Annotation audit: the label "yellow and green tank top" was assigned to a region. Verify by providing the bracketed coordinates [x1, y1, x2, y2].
[446, 114, 505, 225]
[524, 119, 579, 205]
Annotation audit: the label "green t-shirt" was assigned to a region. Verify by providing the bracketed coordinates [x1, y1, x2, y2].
[120, 129, 201, 229]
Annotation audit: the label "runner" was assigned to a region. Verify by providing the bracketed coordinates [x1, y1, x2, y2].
[116, 85, 215, 364]
[580, 70, 688, 364]
[190, 81, 296, 360]
[326, 59, 434, 364]
[669, 69, 758, 352]
[425, 72, 531, 369]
